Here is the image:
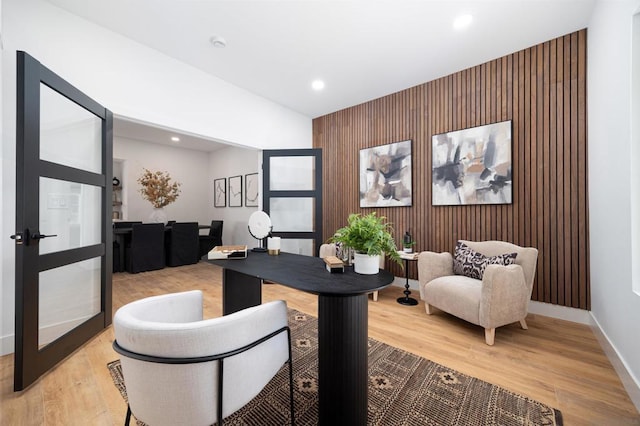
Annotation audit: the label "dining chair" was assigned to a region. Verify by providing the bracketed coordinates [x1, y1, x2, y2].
[113, 221, 142, 272]
[125, 223, 165, 273]
[166, 222, 200, 266]
[199, 220, 223, 258]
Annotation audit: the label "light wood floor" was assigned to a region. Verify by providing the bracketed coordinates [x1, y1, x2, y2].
[1, 262, 639, 425]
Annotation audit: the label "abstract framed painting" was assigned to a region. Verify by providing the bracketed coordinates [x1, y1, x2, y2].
[359, 139, 412, 207]
[432, 120, 512, 206]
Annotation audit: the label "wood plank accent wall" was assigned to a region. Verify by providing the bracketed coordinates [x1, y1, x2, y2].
[312, 29, 589, 310]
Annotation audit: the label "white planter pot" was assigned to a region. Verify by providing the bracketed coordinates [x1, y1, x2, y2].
[353, 253, 380, 275]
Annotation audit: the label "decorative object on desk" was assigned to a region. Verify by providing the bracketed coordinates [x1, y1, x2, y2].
[214, 178, 226, 207]
[109, 308, 563, 426]
[228, 175, 243, 207]
[267, 236, 281, 255]
[138, 168, 181, 209]
[245, 172, 259, 207]
[359, 139, 412, 207]
[432, 120, 512, 206]
[248, 210, 272, 252]
[207, 245, 248, 259]
[330, 212, 402, 274]
[323, 255, 344, 273]
[336, 242, 353, 265]
[402, 231, 415, 253]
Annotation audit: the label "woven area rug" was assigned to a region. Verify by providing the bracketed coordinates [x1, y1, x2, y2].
[108, 309, 562, 425]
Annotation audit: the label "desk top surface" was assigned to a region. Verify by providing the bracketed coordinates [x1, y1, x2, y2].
[207, 251, 394, 296]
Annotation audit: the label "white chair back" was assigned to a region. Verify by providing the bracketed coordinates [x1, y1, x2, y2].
[113, 290, 290, 426]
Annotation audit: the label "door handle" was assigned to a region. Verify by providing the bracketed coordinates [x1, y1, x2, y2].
[9, 230, 57, 246]
[31, 232, 57, 240]
[10, 233, 24, 245]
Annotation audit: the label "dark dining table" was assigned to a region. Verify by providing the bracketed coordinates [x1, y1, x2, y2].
[112, 223, 211, 272]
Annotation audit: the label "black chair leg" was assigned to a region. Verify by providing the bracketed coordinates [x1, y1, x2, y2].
[125, 405, 132, 426]
[287, 329, 295, 426]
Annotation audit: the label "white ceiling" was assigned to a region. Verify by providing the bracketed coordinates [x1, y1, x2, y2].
[113, 117, 230, 152]
[46, 0, 596, 148]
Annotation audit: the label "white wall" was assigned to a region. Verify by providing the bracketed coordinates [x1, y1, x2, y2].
[0, 0, 311, 355]
[113, 137, 212, 224]
[208, 145, 261, 249]
[588, 0, 640, 401]
[0, 0, 5, 358]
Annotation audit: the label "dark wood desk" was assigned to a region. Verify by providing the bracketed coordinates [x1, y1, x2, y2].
[208, 251, 394, 426]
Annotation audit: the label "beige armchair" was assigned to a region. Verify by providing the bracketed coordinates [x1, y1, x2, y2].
[319, 243, 382, 301]
[418, 240, 538, 345]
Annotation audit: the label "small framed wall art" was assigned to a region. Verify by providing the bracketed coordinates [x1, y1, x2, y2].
[432, 120, 512, 205]
[245, 173, 259, 207]
[214, 178, 226, 207]
[228, 175, 243, 207]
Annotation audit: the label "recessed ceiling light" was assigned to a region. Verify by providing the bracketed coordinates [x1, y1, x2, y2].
[209, 36, 227, 48]
[453, 14, 473, 30]
[311, 80, 325, 91]
[171, 136, 180, 142]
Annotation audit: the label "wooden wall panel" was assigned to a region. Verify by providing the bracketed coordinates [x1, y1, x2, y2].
[312, 29, 589, 310]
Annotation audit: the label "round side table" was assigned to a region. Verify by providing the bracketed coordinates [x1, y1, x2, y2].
[397, 252, 418, 306]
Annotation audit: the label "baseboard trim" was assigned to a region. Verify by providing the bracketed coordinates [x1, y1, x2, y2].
[0, 334, 13, 356]
[590, 314, 640, 413]
[0, 315, 91, 357]
[527, 300, 592, 324]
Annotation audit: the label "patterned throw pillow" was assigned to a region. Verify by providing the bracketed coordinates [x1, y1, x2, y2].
[453, 241, 518, 280]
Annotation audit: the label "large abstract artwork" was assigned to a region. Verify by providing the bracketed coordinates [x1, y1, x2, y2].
[432, 120, 512, 205]
[359, 140, 412, 207]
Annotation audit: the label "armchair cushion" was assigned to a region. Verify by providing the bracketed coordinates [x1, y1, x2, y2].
[453, 241, 517, 280]
[426, 275, 482, 325]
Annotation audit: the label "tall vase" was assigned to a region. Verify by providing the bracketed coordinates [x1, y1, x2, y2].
[148, 207, 167, 224]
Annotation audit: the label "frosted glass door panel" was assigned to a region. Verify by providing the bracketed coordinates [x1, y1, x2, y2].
[38, 258, 101, 346]
[39, 177, 102, 254]
[270, 198, 314, 232]
[39, 83, 102, 174]
[281, 239, 315, 256]
[269, 156, 315, 190]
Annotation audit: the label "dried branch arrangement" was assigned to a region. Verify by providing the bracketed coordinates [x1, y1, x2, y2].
[137, 168, 182, 208]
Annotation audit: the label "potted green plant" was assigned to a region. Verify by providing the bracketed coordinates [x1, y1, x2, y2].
[330, 212, 402, 274]
[402, 231, 416, 253]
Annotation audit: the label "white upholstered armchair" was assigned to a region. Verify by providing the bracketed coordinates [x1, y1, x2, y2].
[112, 290, 293, 426]
[418, 240, 538, 345]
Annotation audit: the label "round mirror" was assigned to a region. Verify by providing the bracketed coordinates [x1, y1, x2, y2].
[248, 211, 272, 252]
